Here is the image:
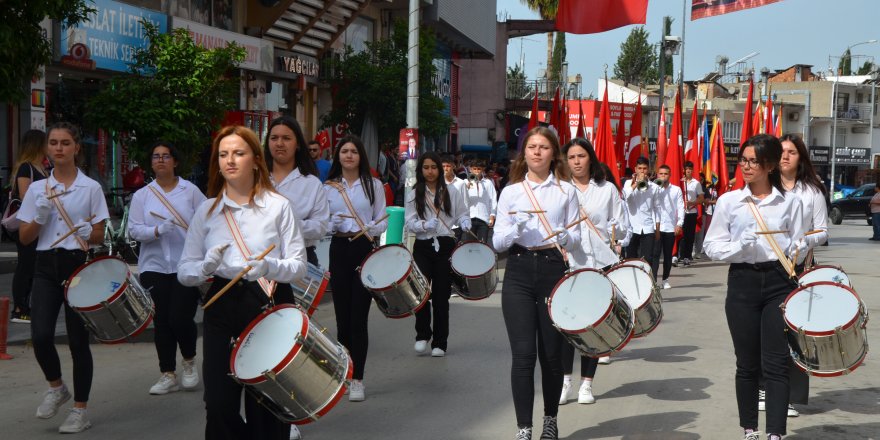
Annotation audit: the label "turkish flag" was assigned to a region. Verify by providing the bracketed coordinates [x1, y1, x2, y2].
[555, 0, 649, 35]
[315, 129, 331, 151]
[595, 80, 621, 185]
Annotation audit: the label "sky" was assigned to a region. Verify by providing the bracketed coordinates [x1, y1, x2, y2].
[498, 0, 880, 98]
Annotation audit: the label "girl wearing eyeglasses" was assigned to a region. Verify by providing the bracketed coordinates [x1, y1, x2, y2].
[128, 142, 207, 396]
[703, 134, 807, 440]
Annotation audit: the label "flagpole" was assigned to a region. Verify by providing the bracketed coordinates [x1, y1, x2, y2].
[680, 0, 687, 87]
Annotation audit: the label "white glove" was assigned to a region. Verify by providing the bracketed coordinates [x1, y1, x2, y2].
[460, 218, 472, 231]
[741, 230, 758, 248]
[366, 220, 384, 237]
[619, 237, 631, 248]
[244, 256, 274, 281]
[514, 212, 531, 231]
[553, 228, 571, 247]
[606, 219, 618, 236]
[793, 238, 808, 256]
[34, 192, 53, 224]
[330, 213, 347, 232]
[157, 219, 176, 236]
[73, 220, 93, 240]
[424, 218, 439, 232]
[201, 243, 229, 276]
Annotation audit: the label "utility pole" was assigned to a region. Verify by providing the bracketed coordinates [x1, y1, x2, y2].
[404, 0, 420, 200]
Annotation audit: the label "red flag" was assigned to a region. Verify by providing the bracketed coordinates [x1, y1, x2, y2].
[752, 100, 764, 135]
[595, 80, 621, 184]
[528, 87, 539, 131]
[664, 91, 684, 191]
[656, 102, 668, 174]
[560, 92, 570, 144]
[691, 0, 782, 20]
[684, 100, 701, 177]
[733, 77, 754, 190]
[549, 87, 560, 130]
[626, 95, 643, 172]
[315, 129, 331, 151]
[555, 0, 648, 34]
[710, 115, 730, 196]
[576, 100, 586, 139]
[775, 104, 783, 137]
[615, 103, 627, 171]
[764, 94, 775, 135]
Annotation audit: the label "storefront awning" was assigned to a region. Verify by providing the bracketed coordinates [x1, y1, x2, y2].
[251, 0, 372, 58]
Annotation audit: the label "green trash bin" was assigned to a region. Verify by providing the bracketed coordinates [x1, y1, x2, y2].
[384, 206, 406, 245]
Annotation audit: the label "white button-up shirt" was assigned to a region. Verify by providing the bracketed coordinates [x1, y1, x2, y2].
[493, 173, 581, 252]
[323, 177, 388, 234]
[568, 179, 626, 269]
[655, 183, 685, 232]
[622, 180, 661, 234]
[462, 178, 497, 223]
[683, 178, 704, 214]
[128, 179, 206, 274]
[405, 186, 469, 239]
[177, 191, 307, 286]
[704, 186, 805, 264]
[789, 181, 828, 254]
[272, 168, 330, 247]
[17, 169, 109, 251]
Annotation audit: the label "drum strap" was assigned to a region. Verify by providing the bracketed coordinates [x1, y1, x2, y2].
[46, 180, 89, 252]
[745, 198, 796, 277]
[222, 207, 276, 298]
[521, 180, 568, 264]
[148, 184, 189, 230]
[326, 180, 374, 242]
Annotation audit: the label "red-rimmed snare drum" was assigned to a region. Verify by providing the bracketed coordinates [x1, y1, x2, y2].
[782, 281, 869, 377]
[64, 256, 154, 343]
[798, 265, 851, 287]
[359, 244, 430, 318]
[605, 263, 662, 337]
[548, 268, 634, 357]
[291, 263, 330, 316]
[230, 304, 352, 424]
[450, 241, 497, 300]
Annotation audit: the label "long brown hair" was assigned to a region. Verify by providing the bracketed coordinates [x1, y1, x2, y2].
[206, 126, 276, 214]
[414, 152, 451, 218]
[779, 133, 827, 198]
[508, 126, 570, 184]
[12, 129, 46, 184]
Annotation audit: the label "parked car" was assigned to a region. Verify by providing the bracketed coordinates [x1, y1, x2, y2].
[828, 183, 875, 226]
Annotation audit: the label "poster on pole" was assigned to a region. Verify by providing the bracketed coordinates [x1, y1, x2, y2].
[399, 128, 418, 161]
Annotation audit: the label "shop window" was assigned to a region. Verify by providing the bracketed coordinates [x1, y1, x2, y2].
[342, 16, 375, 53]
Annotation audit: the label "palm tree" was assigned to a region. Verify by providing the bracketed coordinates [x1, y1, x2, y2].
[521, 0, 558, 79]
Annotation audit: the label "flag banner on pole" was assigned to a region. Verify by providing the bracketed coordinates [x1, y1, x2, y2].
[595, 79, 621, 184]
[684, 100, 701, 177]
[691, 0, 782, 21]
[576, 100, 586, 139]
[656, 102, 668, 173]
[528, 86, 539, 130]
[615, 103, 628, 172]
[664, 91, 684, 190]
[556, 0, 649, 34]
[775, 104, 783, 137]
[626, 95, 643, 171]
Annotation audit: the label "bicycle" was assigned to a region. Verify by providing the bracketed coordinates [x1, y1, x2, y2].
[97, 187, 140, 264]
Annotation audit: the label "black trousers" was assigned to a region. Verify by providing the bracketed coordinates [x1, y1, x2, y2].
[329, 236, 374, 380]
[502, 245, 567, 428]
[305, 245, 318, 266]
[413, 237, 454, 350]
[31, 249, 92, 402]
[561, 344, 599, 378]
[626, 232, 656, 263]
[725, 262, 798, 436]
[679, 213, 698, 260]
[470, 218, 490, 243]
[651, 232, 676, 282]
[141, 272, 200, 373]
[202, 277, 294, 440]
[13, 236, 37, 314]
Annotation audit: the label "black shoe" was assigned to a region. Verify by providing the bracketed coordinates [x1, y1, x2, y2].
[540, 416, 558, 440]
[11, 311, 31, 324]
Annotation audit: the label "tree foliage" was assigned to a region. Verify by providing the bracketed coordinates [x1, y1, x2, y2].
[86, 22, 245, 171]
[507, 64, 531, 99]
[857, 61, 876, 75]
[658, 17, 674, 81]
[839, 49, 852, 75]
[0, 1, 94, 103]
[322, 20, 451, 145]
[548, 32, 566, 82]
[613, 27, 657, 87]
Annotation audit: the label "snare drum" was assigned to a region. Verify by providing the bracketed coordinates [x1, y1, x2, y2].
[605, 264, 662, 337]
[798, 265, 851, 287]
[359, 244, 430, 318]
[449, 241, 497, 300]
[291, 263, 330, 316]
[65, 256, 154, 343]
[231, 304, 352, 424]
[615, 258, 653, 280]
[783, 281, 869, 377]
[548, 269, 634, 357]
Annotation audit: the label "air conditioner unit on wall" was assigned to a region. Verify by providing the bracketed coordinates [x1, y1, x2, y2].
[852, 126, 869, 134]
[788, 112, 800, 121]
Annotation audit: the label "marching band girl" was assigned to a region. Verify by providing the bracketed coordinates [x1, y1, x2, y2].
[405, 152, 470, 357]
[178, 126, 306, 439]
[323, 135, 387, 402]
[704, 134, 806, 440]
[559, 138, 626, 406]
[493, 126, 580, 440]
[17, 122, 109, 433]
[128, 142, 207, 396]
[461, 158, 497, 243]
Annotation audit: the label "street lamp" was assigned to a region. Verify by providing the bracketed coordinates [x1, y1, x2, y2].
[830, 39, 879, 197]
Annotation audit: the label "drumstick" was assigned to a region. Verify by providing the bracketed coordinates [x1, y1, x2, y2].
[351, 213, 390, 242]
[149, 211, 187, 230]
[50, 215, 97, 248]
[804, 229, 823, 236]
[508, 210, 545, 215]
[542, 216, 589, 241]
[203, 244, 276, 309]
[755, 230, 788, 235]
[47, 190, 72, 200]
[338, 214, 356, 219]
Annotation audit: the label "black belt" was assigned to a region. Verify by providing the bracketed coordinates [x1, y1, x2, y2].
[509, 243, 562, 258]
[731, 261, 784, 271]
[37, 248, 88, 257]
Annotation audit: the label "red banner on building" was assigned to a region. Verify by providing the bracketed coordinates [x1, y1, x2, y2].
[691, 0, 782, 20]
[555, 0, 648, 34]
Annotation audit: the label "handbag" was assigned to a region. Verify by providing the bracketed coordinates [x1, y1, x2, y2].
[1, 164, 33, 232]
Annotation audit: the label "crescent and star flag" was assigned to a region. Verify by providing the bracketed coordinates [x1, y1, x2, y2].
[684, 100, 701, 177]
[691, 0, 783, 20]
[664, 91, 684, 191]
[555, 0, 649, 34]
[595, 78, 622, 184]
[626, 94, 643, 171]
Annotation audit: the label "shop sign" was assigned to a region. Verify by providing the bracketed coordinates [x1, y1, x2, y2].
[276, 50, 319, 79]
[810, 146, 829, 165]
[173, 17, 273, 73]
[832, 147, 869, 165]
[59, 0, 167, 72]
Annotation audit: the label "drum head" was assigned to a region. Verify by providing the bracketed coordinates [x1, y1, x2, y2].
[550, 269, 613, 331]
[785, 283, 860, 334]
[799, 266, 850, 287]
[66, 257, 129, 308]
[450, 242, 494, 276]
[606, 265, 653, 309]
[360, 245, 412, 290]
[233, 306, 305, 381]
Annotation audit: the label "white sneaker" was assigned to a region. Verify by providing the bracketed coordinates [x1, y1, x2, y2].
[514, 427, 532, 440]
[787, 404, 799, 417]
[671, 256, 679, 266]
[414, 340, 429, 355]
[349, 380, 365, 402]
[431, 347, 445, 357]
[289, 424, 302, 440]
[578, 381, 596, 404]
[598, 356, 611, 365]
[58, 407, 92, 433]
[559, 381, 572, 405]
[743, 430, 762, 440]
[36, 385, 71, 419]
[181, 359, 199, 390]
[149, 372, 180, 395]
[662, 280, 671, 290]
[758, 389, 766, 411]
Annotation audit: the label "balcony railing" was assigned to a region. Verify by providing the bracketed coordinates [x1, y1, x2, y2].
[835, 103, 873, 121]
[506, 79, 582, 101]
